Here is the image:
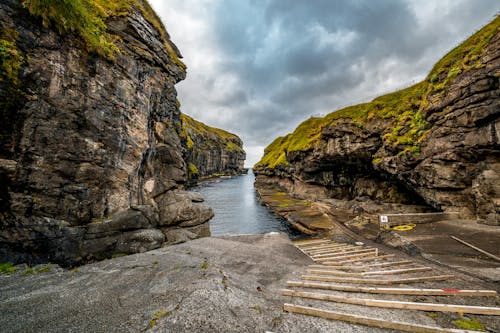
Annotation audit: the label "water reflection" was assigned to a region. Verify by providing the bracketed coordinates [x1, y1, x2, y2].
[191, 170, 302, 239]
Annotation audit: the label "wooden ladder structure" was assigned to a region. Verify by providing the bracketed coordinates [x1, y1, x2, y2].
[281, 238, 499, 333]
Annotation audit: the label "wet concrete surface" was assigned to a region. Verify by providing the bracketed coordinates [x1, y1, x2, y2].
[391, 219, 500, 282]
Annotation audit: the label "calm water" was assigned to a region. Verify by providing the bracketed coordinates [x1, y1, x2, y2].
[192, 170, 302, 239]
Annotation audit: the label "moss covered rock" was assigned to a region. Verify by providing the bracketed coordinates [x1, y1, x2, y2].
[255, 17, 500, 224]
[180, 113, 246, 182]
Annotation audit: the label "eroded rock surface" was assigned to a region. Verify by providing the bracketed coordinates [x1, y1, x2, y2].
[255, 18, 499, 225]
[180, 114, 246, 183]
[0, 0, 214, 265]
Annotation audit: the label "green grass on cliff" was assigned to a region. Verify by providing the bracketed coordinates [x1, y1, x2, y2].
[0, 29, 23, 87]
[22, 0, 130, 60]
[188, 162, 199, 178]
[255, 16, 499, 169]
[180, 113, 245, 154]
[0, 28, 24, 105]
[22, 0, 186, 66]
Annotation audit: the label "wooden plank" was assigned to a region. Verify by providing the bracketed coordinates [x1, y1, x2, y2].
[311, 248, 376, 259]
[306, 269, 363, 277]
[302, 244, 357, 252]
[295, 242, 330, 251]
[309, 260, 414, 271]
[300, 274, 454, 285]
[294, 239, 331, 247]
[295, 241, 334, 248]
[451, 236, 500, 262]
[283, 304, 475, 333]
[292, 238, 326, 244]
[306, 266, 432, 277]
[307, 246, 364, 255]
[286, 281, 498, 297]
[306, 245, 361, 253]
[362, 267, 432, 276]
[324, 254, 395, 265]
[282, 289, 500, 316]
[314, 251, 378, 262]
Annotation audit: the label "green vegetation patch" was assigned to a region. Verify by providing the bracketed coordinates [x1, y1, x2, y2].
[188, 162, 199, 179]
[427, 16, 499, 92]
[255, 16, 499, 169]
[180, 113, 245, 154]
[0, 29, 23, 87]
[452, 317, 486, 331]
[22, 0, 186, 67]
[148, 309, 170, 328]
[0, 28, 24, 126]
[0, 262, 18, 275]
[37, 264, 52, 273]
[200, 261, 208, 270]
[22, 0, 131, 60]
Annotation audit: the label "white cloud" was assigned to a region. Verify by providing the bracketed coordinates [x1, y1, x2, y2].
[149, 0, 499, 167]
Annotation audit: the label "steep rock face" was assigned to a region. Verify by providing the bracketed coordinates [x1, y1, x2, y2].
[255, 17, 499, 225]
[180, 114, 246, 182]
[0, 0, 213, 265]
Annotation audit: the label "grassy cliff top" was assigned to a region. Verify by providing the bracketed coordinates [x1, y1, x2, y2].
[22, 0, 185, 65]
[180, 114, 245, 153]
[255, 16, 499, 169]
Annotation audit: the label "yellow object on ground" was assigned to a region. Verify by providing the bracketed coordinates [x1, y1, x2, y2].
[392, 224, 416, 231]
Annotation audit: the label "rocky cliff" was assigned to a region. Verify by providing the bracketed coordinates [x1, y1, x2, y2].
[255, 17, 499, 225]
[0, 0, 216, 265]
[180, 114, 246, 183]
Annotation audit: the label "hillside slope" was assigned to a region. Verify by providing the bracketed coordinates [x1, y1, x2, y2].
[255, 17, 499, 225]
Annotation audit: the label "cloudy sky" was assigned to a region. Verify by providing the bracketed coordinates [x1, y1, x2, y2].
[149, 0, 499, 167]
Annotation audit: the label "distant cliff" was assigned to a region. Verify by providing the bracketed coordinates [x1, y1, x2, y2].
[255, 17, 499, 225]
[0, 0, 218, 265]
[180, 114, 246, 182]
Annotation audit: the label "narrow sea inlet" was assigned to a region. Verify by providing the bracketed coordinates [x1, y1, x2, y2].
[192, 170, 302, 238]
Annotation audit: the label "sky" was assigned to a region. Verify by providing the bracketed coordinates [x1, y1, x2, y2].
[149, 0, 499, 167]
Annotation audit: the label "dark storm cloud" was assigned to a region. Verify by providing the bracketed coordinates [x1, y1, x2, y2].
[151, 0, 500, 166]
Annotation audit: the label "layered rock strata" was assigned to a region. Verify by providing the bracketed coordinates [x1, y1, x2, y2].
[255, 17, 499, 225]
[0, 0, 214, 265]
[180, 114, 246, 183]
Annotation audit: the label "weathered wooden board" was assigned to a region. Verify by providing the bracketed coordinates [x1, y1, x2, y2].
[287, 281, 497, 297]
[300, 274, 454, 285]
[284, 303, 478, 333]
[286, 281, 498, 296]
[282, 289, 500, 315]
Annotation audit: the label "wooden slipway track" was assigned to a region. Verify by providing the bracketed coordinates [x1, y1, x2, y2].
[280, 238, 500, 333]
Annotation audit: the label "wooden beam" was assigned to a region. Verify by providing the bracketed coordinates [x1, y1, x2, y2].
[282, 289, 500, 316]
[451, 236, 500, 262]
[283, 304, 475, 333]
[306, 269, 364, 277]
[311, 248, 376, 259]
[301, 244, 357, 252]
[295, 239, 333, 247]
[324, 254, 395, 265]
[362, 267, 432, 276]
[307, 246, 364, 255]
[293, 238, 330, 245]
[309, 260, 414, 271]
[306, 267, 432, 277]
[286, 281, 498, 297]
[314, 251, 378, 262]
[306, 245, 361, 253]
[300, 274, 454, 285]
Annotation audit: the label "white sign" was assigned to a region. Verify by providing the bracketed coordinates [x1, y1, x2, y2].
[380, 215, 388, 223]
